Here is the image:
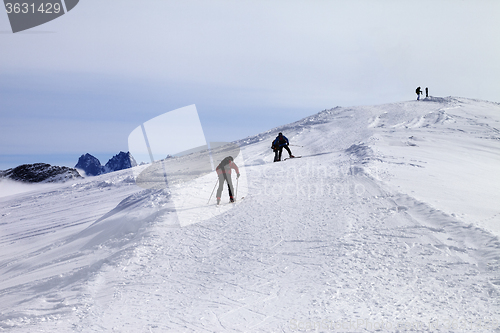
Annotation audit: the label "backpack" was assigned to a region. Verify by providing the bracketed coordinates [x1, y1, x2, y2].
[273, 135, 287, 147]
[217, 157, 232, 170]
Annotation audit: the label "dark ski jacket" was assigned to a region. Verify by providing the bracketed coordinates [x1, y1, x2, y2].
[272, 135, 289, 148]
[216, 157, 240, 175]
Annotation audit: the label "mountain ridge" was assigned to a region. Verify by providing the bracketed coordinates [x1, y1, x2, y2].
[0, 163, 82, 183]
[75, 151, 137, 177]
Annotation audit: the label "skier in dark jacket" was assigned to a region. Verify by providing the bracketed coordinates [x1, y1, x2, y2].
[416, 87, 422, 100]
[272, 132, 294, 162]
[215, 156, 240, 205]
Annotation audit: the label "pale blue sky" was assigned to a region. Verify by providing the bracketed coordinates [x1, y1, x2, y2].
[1, 0, 499, 170]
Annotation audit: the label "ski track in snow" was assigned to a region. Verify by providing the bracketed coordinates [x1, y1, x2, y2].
[1, 97, 499, 332]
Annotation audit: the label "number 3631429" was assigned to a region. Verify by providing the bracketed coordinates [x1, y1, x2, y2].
[5, 2, 62, 14]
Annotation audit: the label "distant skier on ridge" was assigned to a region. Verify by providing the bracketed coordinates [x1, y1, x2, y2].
[416, 87, 423, 100]
[272, 132, 295, 162]
[215, 156, 240, 205]
[425, 87, 429, 98]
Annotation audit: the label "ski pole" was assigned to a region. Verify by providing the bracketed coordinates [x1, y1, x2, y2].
[235, 177, 239, 200]
[289, 144, 303, 147]
[207, 178, 218, 204]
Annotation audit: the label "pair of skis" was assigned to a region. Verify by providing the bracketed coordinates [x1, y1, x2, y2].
[216, 197, 244, 206]
[283, 156, 301, 161]
[208, 176, 240, 206]
[276, 156, 302, 162]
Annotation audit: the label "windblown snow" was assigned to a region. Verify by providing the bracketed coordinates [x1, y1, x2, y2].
[1, 97, 499, 332]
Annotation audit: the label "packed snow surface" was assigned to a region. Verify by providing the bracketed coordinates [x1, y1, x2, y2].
[0, 97, 499, 332]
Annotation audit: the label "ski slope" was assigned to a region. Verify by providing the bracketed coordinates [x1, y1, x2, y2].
[1, 97, 499, 332]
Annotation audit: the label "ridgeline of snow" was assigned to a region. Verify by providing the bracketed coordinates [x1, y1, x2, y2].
[0, 97, 499, 332]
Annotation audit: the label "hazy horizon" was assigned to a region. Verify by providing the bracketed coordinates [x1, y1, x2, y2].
[1, 0, 499, 170]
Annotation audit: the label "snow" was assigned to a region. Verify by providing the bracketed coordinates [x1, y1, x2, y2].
[0, 97, 499, 332]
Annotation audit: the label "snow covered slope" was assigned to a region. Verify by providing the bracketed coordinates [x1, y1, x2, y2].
[0, 97, 499, 332]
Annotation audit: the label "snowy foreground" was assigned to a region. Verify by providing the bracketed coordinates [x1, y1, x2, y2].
[1, 97, 499, 332]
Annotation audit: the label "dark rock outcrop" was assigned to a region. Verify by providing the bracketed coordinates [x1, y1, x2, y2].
[0, 163, 82, 183]
[74, 151, 137, 177]
[104, 152, 137, 173]
[75, 153, 105, 176]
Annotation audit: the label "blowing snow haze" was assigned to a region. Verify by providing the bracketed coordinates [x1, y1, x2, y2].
[0, 97, 499, 331]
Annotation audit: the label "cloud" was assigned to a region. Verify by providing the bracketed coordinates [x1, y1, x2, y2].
[1, 0, 499, 169]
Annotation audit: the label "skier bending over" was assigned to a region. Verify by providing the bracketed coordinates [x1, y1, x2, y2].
[416, 86, 422, 100]
[272, 132, 294, 162]
[216, 156, 240, 205]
